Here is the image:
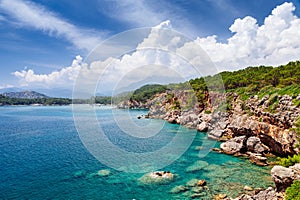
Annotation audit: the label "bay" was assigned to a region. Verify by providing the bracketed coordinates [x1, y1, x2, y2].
[0, 106, 273, 199]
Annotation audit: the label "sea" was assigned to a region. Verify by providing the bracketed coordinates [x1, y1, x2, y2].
[0, 105, 274, 199]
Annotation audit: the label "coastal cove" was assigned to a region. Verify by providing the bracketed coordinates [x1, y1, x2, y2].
[1, 105, 274, 199]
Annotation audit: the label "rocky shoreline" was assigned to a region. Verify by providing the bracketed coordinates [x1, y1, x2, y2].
[120, 92, 300, 162]
[118, 91, 300, 199]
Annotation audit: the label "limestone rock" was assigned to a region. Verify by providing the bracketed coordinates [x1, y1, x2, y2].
[271, 164, 300, 192]
[197, 121, 209, 132]
[246, 137, 267, 154]
[139, 171, 175, 185]
[248, 153, 267, 166]
[214, 193, 227, 200]
[231, 187, 281, 200]
[208, 130, 224, 140]
[197, 179, 206, 186]
[220, 136, 246, 155]
[243, 185, 253, 191]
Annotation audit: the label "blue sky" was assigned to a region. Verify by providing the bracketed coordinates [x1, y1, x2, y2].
[0, 0, 300, 96]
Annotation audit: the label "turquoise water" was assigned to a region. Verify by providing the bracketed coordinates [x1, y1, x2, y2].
[0, 106, 273, 199]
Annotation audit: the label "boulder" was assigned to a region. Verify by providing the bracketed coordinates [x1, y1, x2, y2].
[197, 121, 209, 132]
[243, 185, 253, 191]
[214, 194, 227, 200]
[139, 171, 175, 185]
[248, 153, 267, 166]
[246, 137, 267, 154]
[220, 136, 246, 155]
[271, 164, 300, 192]
[232, 187, 280, 200]
[167, 117, 177, 124]
[208, 130, 224, 140]
[253, 187, 278, 200]
[197, 179, 206, 186]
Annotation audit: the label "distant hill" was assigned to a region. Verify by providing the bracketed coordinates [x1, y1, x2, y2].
[2, 91, 49, 99]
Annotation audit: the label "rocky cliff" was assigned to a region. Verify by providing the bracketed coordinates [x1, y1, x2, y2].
[120, 91, 300, 162]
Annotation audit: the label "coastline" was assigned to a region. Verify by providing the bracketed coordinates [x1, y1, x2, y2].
[119, 91, 300, 199]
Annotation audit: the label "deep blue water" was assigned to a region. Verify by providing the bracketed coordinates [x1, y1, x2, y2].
[0, 106, 273, 199]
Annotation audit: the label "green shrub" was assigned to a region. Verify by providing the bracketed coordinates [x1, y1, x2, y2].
[277, 154, 300, 167]
[286, 180, 300, 200]
[204, 110, 211, 114]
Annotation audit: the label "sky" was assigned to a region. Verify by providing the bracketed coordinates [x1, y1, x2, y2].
[0, 0, 300, 97]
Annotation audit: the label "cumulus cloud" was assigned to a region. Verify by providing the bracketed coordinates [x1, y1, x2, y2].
[194, 2, 300, 70]
[13, 55, 82, 87]
[12, 2, 300, 94]
[0, 0, 104, 50]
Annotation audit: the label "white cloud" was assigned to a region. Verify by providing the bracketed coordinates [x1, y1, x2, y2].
[0, 0, 104, 50]
[12, 2, 300, 94]
[101, 0, 196, 35]
[0, 84, 14, 89]
[13, 55, 82, 88]
[193, 2, 300, 70]
[102, 0, 164, 27]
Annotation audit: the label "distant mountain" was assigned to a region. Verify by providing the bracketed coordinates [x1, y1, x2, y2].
[2, 91, 49, 99]
[0, 87, 23, 93]
[33, 88, 73, 98]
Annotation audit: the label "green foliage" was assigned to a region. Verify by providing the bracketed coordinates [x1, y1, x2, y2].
[296, 117, 300, 145]
[220, 61, 300, 96]
[295, 100, 300, 107]
[286, 180, 300, 200]
[204, 110, 211, 114]
[172, 99, 181, 110]
[117, 60, 300, 109]
[0, 95, 71, 106]
[277, 154, 300, 167]
[130, 84, 167, 103]
[94, 96, 111, 104]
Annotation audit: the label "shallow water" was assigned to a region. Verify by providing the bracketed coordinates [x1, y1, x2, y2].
[0, 106, 274, 199]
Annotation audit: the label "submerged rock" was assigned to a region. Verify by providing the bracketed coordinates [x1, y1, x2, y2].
[191, 186, 204, 193]
[186, 179, 199, 187]
[190, 192, 206, 198]
[186, 160, 209, 172]
[214, 193, 227, 200]
[139, 171, 175, 185]
[97, 169, 111, 177]
[248, 153, 267, 166]
[197, 179, 207, 186]
[73, 170, 86, 178]
[169, 185, 189, 194]
[243, 185, 253, 191]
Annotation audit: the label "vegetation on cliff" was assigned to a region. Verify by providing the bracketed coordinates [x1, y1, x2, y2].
[189, 61, 300, 101]
[130, 84, 168, 103]
[278, 154, 300, 167]
[285, 180, 300, 200]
